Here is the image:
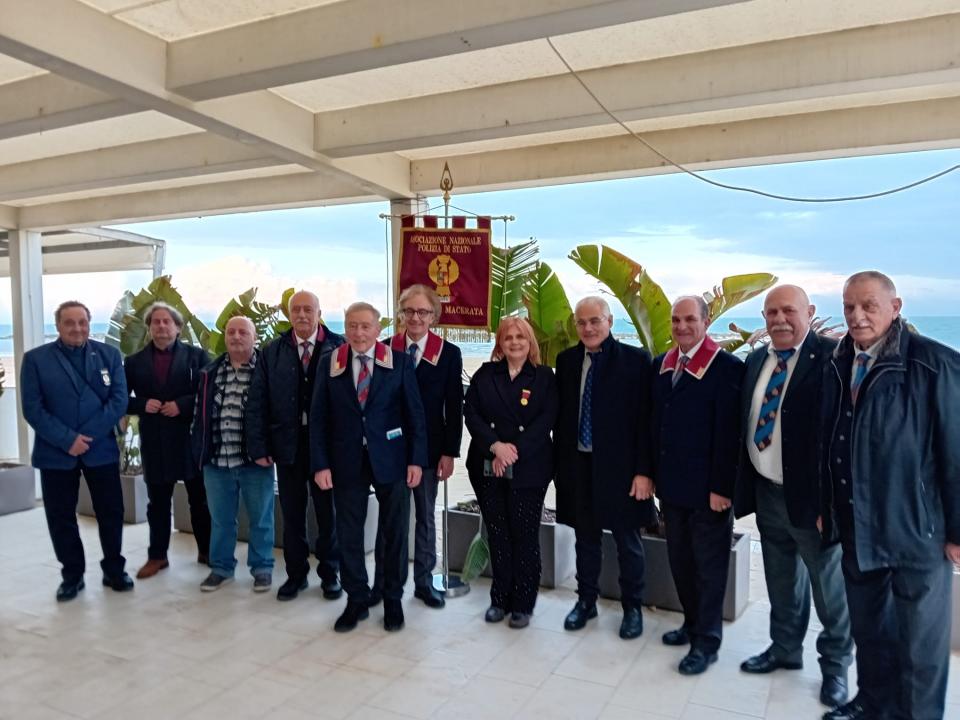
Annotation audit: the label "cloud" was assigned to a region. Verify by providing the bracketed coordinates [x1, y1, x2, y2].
[173, 255, 362, 320]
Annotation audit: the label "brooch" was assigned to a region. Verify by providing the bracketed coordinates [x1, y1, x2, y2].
[520, 389, 531, 406]
[101, 368, 111, 386]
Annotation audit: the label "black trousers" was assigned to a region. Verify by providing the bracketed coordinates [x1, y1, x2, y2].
[573, 451, 645, 608]
[662, 501, 732, 654]
[469, 473, 547, 615]
[373, 468, 437, 594]
[40, 462, 125, 582]
[838, 511, 952, 719]
[333, 452, 409, 603]
[277, 437, 340, 583]
[146, 477, 210, 560]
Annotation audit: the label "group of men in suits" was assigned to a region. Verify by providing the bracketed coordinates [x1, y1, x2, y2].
[20, 270, 959, 719]
[551, 275, 958, 720]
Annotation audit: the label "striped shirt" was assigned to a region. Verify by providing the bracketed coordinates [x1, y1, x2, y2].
[211, 353, 257, 469]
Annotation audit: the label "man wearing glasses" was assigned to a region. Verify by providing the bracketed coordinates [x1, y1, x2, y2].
[554, 296, 654, 640]
[368, 285, 463, 609]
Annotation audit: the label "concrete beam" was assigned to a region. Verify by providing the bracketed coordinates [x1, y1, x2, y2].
[0, 0, 413, 199]
[0, 74, 138, 141]
[0, 204, 18, 229]
[411, 97, 960, 193]
[0, 133, 284, 202]
[18, 171, 374, 230]
[167, 0, 746, 100]
[318, 13, 960, 157]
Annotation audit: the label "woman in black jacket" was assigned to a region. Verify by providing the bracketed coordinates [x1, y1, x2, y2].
[464, 317, 558, 628]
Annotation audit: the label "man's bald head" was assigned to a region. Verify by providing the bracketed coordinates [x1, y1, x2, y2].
[225, 316, 257, 363]
[763, 284, 815, 350]
[288, 290, 321, 341]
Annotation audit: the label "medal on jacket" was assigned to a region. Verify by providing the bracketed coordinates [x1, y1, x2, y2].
[520, 389, 531, 406]
[101, 368, 111, 386]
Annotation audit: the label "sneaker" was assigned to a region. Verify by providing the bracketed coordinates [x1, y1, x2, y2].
[200, 572, 233, 592]
[253, 572, 272, 593]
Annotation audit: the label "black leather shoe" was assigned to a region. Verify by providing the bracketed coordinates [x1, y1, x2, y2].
[277, 577, 308, 601]
[321, 578, 343, 600]
[820, 676, 849, 709]
[56, 578, 84, 602]
[414, 586, 445, 608]
[563, 600, 598, 631]
[508, 612, 530, 629]
[366, 587, 383, 607]
[485, 606, 506, 623]
[619, 607, 643, 640]
[822, 697, 872, 720]
[102, 573, 134, 592]
[740, 649, 803, 674]
[334, 602, 370, 633]
[662, 627, 690, 646]
[383, 599, 405, 632]
[678, 648, 717, 675]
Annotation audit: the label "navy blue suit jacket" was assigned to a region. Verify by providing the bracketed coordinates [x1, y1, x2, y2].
[390, 331, 463, 467]
[20, 339, 127, 470]
[310, 342, 428, 485]
[651, 339, 743, 510]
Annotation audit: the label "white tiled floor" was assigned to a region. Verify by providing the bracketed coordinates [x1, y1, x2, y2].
[2, 507, 960, 720]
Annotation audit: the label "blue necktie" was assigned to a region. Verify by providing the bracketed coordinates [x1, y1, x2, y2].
[407, 343, 418, 365]
[754, 348, 796, 451]
[578, 352, 598, 449]
[851, 352, 870, 405]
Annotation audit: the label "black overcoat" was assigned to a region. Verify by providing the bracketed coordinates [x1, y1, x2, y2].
[554, 337, 654, 530]
[125, 339, 209, 483]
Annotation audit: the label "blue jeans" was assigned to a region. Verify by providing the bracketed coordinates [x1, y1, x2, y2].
[203, 463, 275, 577]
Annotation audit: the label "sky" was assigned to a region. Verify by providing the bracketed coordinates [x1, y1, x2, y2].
[2, 147, 959, 327]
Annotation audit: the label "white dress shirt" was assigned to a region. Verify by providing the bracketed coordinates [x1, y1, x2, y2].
[406, 333, 427, 367]
[746, 333, 807, 484]
[850, 338, 882, 385]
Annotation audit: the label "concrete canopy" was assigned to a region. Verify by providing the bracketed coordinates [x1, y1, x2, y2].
[0, 0, 957, 231]
[0, 227, 164, 277]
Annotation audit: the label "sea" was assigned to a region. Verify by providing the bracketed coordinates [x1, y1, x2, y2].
[3, 317, 960, 358]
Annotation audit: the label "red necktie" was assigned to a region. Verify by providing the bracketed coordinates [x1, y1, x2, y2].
[357, 355, 370, 408]
[301, 340, 312, 372]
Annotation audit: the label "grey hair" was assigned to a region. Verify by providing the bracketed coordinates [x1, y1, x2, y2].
[345, 301, 381, 322]
[144, 302, 184, 329]
[287, 290, 320, 314]
[844, 270, 897, 296]
[575, 296, 613, 319]
[397, 284, 442, 319]
[673, 295, 709, 320]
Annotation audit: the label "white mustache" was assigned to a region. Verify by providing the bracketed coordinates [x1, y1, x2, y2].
[770, 324, 792, 333]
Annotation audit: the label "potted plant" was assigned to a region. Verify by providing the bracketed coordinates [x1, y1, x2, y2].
[77, 415, 148, 524]
[0, 359, 37, 516]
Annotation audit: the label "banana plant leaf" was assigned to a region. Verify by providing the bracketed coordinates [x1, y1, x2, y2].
[523, 261, 578, 367]
[569, 244, 673, 355]
[211, 286, 292, 355]
[105, 276, 211, 356]
[489, 239, 539, 332]
[460, 531, 491, 583]
[703, 273, 778, 325]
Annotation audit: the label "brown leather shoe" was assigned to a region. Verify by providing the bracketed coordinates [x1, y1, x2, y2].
[136, 559, 169, 579]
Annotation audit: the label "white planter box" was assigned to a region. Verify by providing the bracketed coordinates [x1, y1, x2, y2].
[77, 472, 147, 524]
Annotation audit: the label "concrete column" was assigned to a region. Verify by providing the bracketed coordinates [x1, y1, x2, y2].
[8, 229, 44, 463]
[388, 197, 427, 322]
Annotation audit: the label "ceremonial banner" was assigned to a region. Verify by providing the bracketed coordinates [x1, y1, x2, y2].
[397, 215, 492, 328]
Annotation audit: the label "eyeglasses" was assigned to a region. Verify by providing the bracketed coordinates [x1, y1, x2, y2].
[575, 317, 607, 329]
[400, 308, 434, 320]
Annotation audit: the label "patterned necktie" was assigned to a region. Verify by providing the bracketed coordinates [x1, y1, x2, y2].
[578, 352, 598, 448]
[851, 352, 871, 405]
[754, 348, 796, 451]
[407, 343, 419, 365]
[356, 355, 371, 408]
[301, 340, 312, 372]
[672, 355, 690, 387]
